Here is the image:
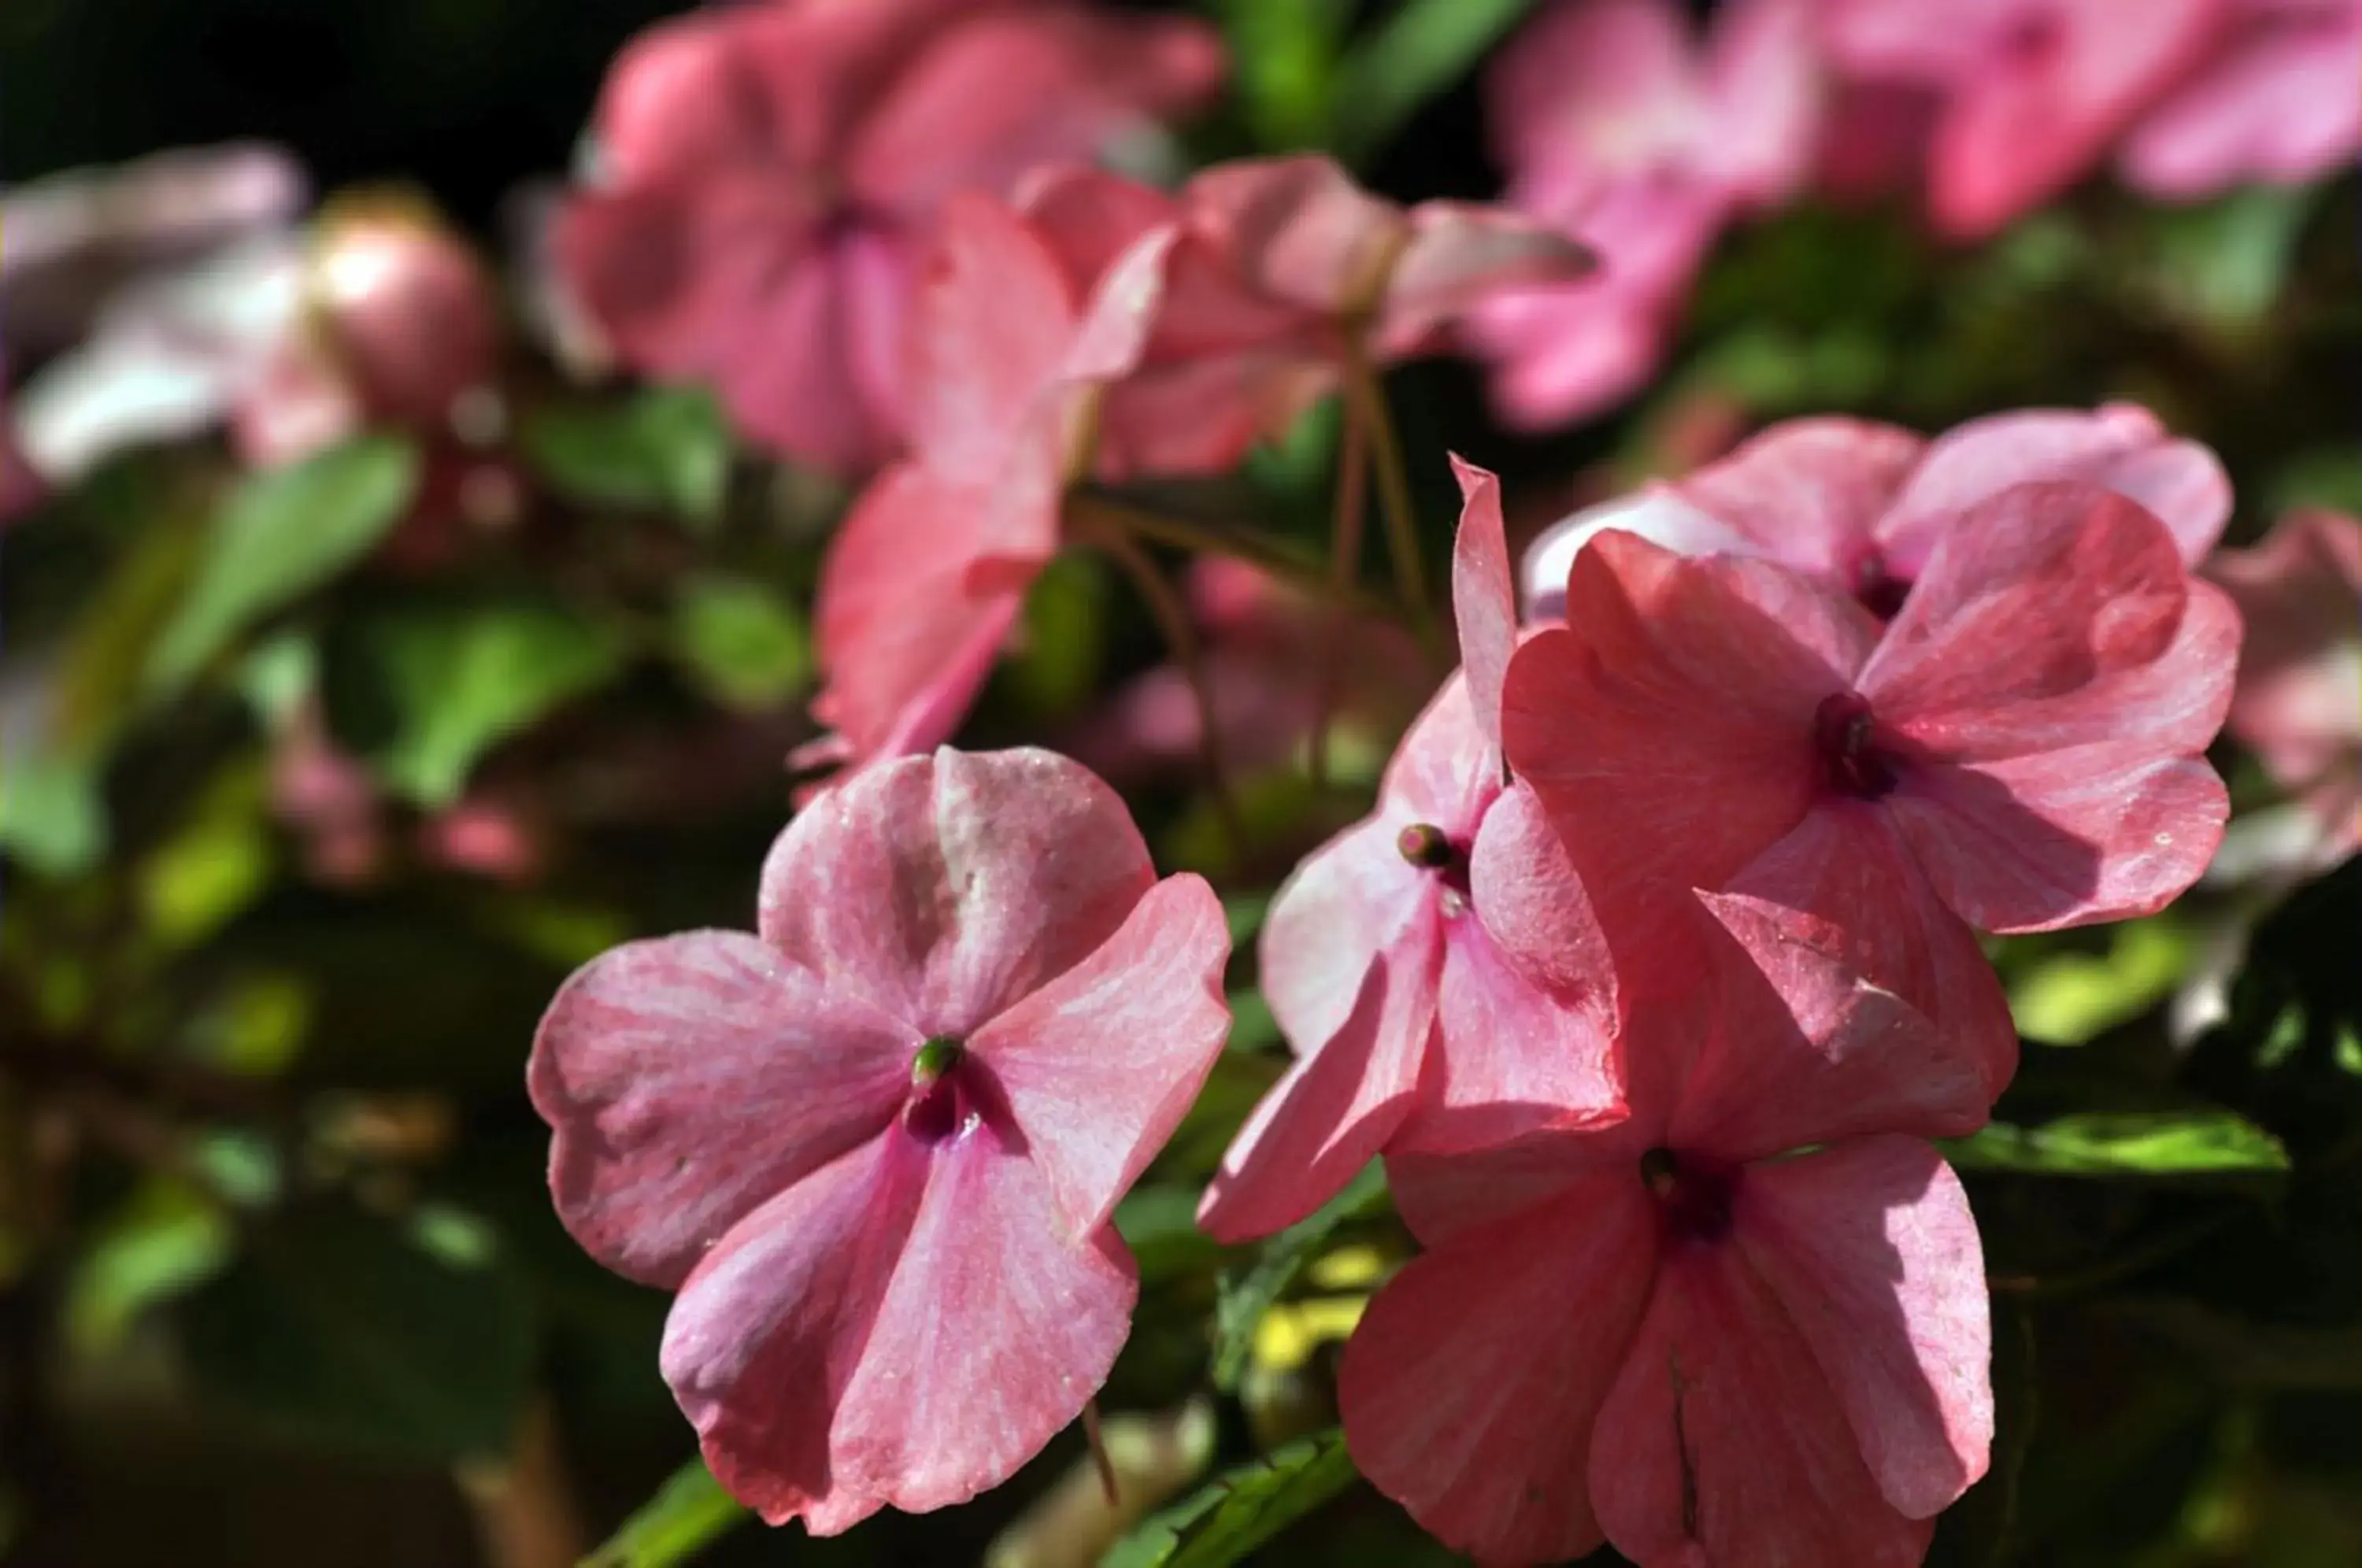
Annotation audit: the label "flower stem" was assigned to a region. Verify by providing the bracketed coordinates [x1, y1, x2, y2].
[1068, 494, 1398, 623]
[1342, 345, 1437, 642]
[1069, 506, 1247, 856]
[1309, 400, 1369, 793]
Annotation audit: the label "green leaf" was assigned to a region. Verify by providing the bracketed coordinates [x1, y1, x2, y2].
[1945, 1111, 2290, 1181]
[65, 1178, 234, 1357]
[1001, 553, 1108, 718]
[1219, 0, 1350, 150]
[178, 1201, 535, 1462]
[0, 751, 106, 878]
[668, 573, 809, 710]
[1224, 990, 1279, 1056]
[1101, 1427, 1358, 1568]
[361, 602, 627, 807]
[146, 437, 420, 693]
[1212, 1162, 1390, 1391]
[2141, 184, 2316, 330]
[2006, 919, 2190, 1046]
[582, 1456, 750, 1568]
[522, 388, 730, 527]
[1331, 0, 1537, 163]
[1116, 1185, 1226, 1286]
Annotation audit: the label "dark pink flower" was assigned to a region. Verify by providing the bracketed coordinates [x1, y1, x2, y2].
[2207, 508, 2362, 864]
[554, 0, 1220, 475]
[800, 192, 1173, 786]
[1520, 404, 2231, 619]
[1505, 481, 2239, 1092]
[1825, 0, 2219, 237]
[2120, 0, 2362, 198]
[1340, 892, 1994, 1566]
[1465, 0, 1820, 428]
[1198, 461, 1623, 1243]
[1023, 156, 1594, 477]
[530, 746, 1230, 1531]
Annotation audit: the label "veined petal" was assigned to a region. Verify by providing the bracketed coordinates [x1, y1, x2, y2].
[1734, 1137, 1992, 1520]
[1672, 416, 1926, 579]
[974, 874, 1231, 1237]
[1448, 457, 1518, 751]
[1340, 1175, 1657, 1566]
[530, 931, 911, 1287]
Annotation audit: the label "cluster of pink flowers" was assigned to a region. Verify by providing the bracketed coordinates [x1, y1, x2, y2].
[515, 2, 2302, 1561]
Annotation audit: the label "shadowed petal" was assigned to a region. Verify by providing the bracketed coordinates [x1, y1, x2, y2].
[1590, 1241, 1937, 1568]
[1412, 910, 1623, 1152]
[1735, 1137, 1992, 1520]
[760, 749, 1157, 1036]
[530, 932, 912, 1287]
[1340, 1175, 1657, 1566]
[976, 875, 1231, 1236]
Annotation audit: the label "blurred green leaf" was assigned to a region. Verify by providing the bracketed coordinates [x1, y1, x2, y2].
[2008, 919, 2190, 1045]
[146, 437, 420, 693]
[1212, 1162, 1389, 1391]
[179, 1201, 534, 1462]
[1101, 1426, 1358, 1568]
[1331, 0, 1535, 162]
[0, 751, 106, 877]
[1002, 553, 1110, 719]
[1117, 1185, 1227, 1286]
[361, 601, 627, 807]
[1225, 989, 1279, 1055]
[65, 1178, 233, 1357]
[581, 1456, 750, 1568]
[1946, 1111, 2290, 1181]
[523, 387, 730, 528]
[668, 573, 809, 709]
[1219, 0, 1349, 150]
[138, 764, 274, 950]
[2141, 186, 2316, 331]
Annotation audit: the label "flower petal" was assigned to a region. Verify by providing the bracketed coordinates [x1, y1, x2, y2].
[973, 874, 1231, 1236]
[1375, 202, 1596, 355]
[1186, 153, 1405, 319]
[904, 194, 1078, 485]
[1885, 747, 2228, 932]
[1339, 1174, 1657, 1566]
[1672, 416, 1926, 580]
[1412, 910, 1623, 1152]
[529, 932, 912, 1288]
[1447, 457, 1518, 749]
[1675, 888, 1994, 1159]
[1590, 1240, 1937, 1568]
[760, 748, 1158, 1037]
[1734, 1137, 1992, 1520]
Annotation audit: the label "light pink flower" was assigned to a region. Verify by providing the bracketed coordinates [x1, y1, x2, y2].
[1341, 890, 1994, 1566]
[1505, 481, 2240, 1093]
[1022, 156, 1595, 478]
[2208, 508, 2362, 862]
[1197, 460, 1623, 1243]
[1825, 0, 2219, 236]
[1465, 0, 1821, 428]
[530, 746, 1230, 1531]
[1520, 404, 2231, 619]
[800, 192, 1173, 787]
[553, 0, 1221, 475]
[2120, 0, 2362, 198]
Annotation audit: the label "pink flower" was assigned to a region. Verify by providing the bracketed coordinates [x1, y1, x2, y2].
[2207, 508, 2362, 863]
[529, 746, 1230, 1531]
[2120, 0, 2362, 199]
[1197, 461, 1624, 1243]
[1504, 480, 2239, 1093]
[1064, 557, 1433, 786]
[553, 0, 1221, 475]
[1021, 156, 1594, 478]
[1339, 891, 1994, 1566]
[800, 191, 1173, 786]
[1465, 0, 1821, 428]
[1824, 0, 2219, 237]
[1520, 404, 2231, 619]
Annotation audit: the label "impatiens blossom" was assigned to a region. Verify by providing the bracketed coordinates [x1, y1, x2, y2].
[1021, 157, 1595, 478]
[1823, 0, 2219, 237]
[1466, 0, 1820, 427]
[553, 0, 1221, 475]
[1198, 460, 1623, 1242]
[2120, 0, 2362, 198]
[1340, 891, 1994, 1566]
[1520, 403, 2231, 619]
[529, 747, 1230, 1531]
[799, 192, 1172, 786]
[1504, 479, 2239, 1091]
[2208, 508, 2362, 866]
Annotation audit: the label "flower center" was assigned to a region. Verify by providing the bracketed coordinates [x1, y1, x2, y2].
[1397, 821, 1473, 912]
[1812, 692, 1899, 801]
[1852, 553, 1912, 620]
[1640, 1148, 1736, 1244]
[905, 1036, 974, 1144]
